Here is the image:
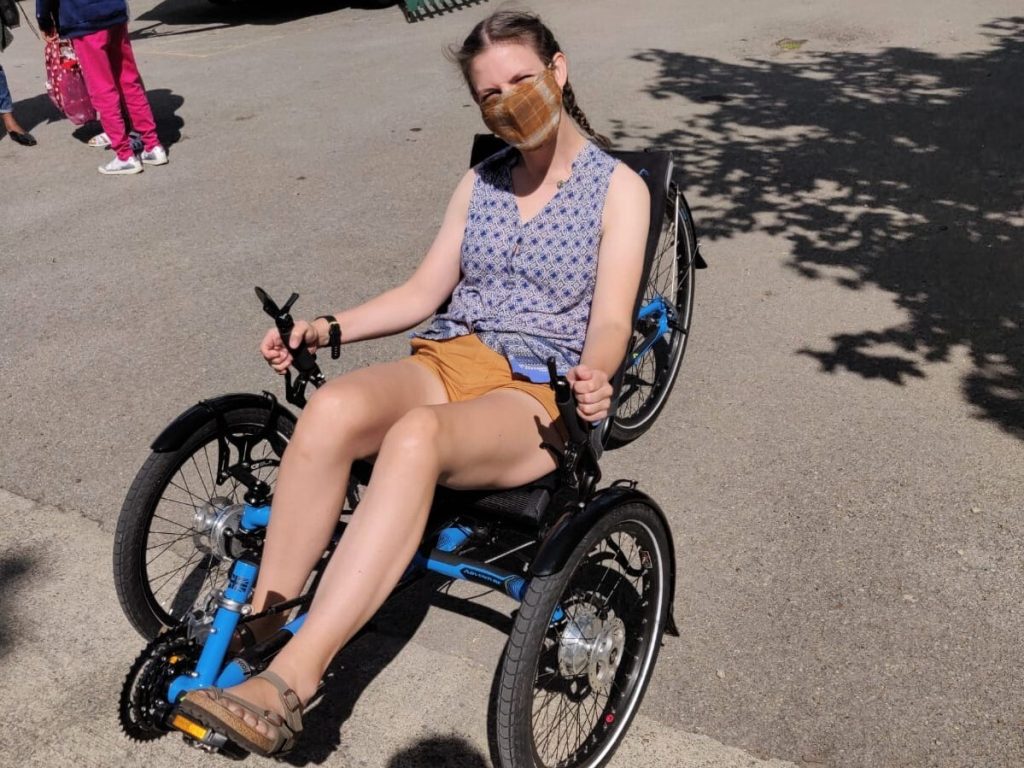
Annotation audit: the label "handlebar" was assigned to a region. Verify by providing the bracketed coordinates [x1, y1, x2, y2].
[546, 357, 603, 498]
[255, 286, 326, 406]
[546, 357, 591, 446]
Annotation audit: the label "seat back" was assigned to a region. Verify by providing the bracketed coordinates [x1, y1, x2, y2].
[468, 134, 674, 449]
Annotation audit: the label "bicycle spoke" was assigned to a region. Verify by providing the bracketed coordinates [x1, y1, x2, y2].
[145, 543, 189, 572]
[199, 559, 225, 606]
[151, 512, 193, 529]
[148, 549, 200, 597]
[146, 527, 193, 539]
[167, 478, 203, 506]
[190, 454, 212, 500]
[145, 530, 194, 560]
[202, 443, 218, 490]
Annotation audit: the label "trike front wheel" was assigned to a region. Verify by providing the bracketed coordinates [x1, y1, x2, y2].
[494, 503, 672, 768]
[113, 402, 294, 639]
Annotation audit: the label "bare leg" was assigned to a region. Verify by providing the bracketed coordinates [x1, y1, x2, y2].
[216, 389, 559, 733]
[245, 358, 447, 636]
[1, 114, 26, 133]
[0, 67, 26, 134]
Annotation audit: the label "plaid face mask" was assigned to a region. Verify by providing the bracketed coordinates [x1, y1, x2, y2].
[480, 66, 563, 151]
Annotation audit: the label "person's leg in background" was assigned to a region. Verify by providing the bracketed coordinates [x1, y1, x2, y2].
[73, 28, 141, 173]
[108, 23, 166, 164]
[0, 65, 36, 146]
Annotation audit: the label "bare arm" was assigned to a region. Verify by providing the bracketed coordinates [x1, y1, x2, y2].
[326, 169, 475, 343]
[570, 164, 651, 420]
[262, 169, 475, 370]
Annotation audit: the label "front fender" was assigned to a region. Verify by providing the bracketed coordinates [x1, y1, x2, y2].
[150, 392, 296, 452]
[531, 484, 680, 636]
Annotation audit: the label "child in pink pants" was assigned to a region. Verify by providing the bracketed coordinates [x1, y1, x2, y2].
[38, 0, 168, 175]
[73, 24, 165, 173]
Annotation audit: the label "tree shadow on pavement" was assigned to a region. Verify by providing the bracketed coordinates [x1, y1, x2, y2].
[615, 17, 1024, 438]
[0, 553, 34, 660]
[131, 0, 400, 40]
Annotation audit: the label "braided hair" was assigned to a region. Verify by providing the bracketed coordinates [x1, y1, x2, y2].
[449, 11, 612, 149]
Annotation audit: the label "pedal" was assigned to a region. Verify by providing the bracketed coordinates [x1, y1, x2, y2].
[171, 712, 214, 744]
[172, 713, 246, 757]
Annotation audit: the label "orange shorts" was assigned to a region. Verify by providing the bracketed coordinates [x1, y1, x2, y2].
[409, 334, 561, 424]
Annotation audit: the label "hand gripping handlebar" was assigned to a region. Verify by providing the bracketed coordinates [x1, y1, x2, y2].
[255, 286, 326, 407]
[546, 358, 603, 497]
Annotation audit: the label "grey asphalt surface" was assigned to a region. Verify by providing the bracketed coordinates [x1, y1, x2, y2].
[0, 1, 1022, 767]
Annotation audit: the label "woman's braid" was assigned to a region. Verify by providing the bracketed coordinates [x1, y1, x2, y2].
[562, 82, 612, 149]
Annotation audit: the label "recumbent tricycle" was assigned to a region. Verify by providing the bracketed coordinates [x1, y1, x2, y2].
[114, 136, 705, 768]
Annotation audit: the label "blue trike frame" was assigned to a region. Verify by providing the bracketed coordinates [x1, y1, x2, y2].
[166, 505, 568, 706]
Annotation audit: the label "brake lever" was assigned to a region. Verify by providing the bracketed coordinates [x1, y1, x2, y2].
[254, 286, 279, 316]
[280, 292, 299, 315]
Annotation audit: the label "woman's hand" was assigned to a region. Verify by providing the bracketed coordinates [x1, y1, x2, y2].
[567, 364, 613, 422]
[260, 320, 320, 374]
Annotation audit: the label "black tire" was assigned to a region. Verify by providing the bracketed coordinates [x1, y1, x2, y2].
[113, 403, 295, 640]
[609, 188, 697, 447]
[495, 503, 672, 768]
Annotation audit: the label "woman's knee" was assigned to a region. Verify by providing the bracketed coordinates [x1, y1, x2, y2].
[293, 379, 376, 452]
[379, 406, 442, 465]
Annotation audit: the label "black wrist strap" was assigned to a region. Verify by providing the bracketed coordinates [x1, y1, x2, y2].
[316, 315, 342, 360]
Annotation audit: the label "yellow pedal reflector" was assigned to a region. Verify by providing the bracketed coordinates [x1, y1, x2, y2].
[171, 714, 210, 741]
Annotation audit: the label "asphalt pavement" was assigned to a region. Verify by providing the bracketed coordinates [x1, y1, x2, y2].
[0, 1, 1021, 766]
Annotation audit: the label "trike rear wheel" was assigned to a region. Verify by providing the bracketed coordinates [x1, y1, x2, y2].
[495, 503, 672, 768]
[113, 403, 294, 639]
[609, 187, 697, 447]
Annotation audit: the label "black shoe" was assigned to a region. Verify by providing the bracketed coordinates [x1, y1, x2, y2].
[9, 131, 37, 147]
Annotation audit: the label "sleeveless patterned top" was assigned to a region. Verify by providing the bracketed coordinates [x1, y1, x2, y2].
[415, 141, 619, 382]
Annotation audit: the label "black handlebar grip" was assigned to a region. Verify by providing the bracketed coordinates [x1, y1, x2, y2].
[289, 341, 321, 375]
[272, 313, 317, 376]
[547, 358, 590, 445]
[279, 322, 321, 376]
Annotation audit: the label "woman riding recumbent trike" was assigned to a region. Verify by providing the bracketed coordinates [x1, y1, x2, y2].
[113, 12, 704, 767]
[114, 135, 700, 766]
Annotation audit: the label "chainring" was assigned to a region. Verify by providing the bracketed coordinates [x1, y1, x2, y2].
[119, 625, 199, 742]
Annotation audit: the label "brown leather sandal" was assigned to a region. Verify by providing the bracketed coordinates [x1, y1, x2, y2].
[179, 670, 304, 756]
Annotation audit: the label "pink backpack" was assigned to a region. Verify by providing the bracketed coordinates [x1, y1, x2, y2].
[44, 37, 96, 125]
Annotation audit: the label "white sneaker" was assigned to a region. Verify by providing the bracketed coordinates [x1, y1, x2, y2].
[99, 155, 143, 175]
[140, 145, 168, 166]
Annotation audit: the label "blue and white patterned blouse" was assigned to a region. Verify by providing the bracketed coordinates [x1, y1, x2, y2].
[415, 141, 619, 382]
